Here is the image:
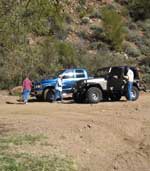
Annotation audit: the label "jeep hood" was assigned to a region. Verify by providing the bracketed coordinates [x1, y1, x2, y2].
[87, 78, 105, 83]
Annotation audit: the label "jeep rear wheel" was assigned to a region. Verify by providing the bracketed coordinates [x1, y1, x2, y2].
[86, 87, 102, 103]
[125, 86, 139, 101]
[131, 86, 139, 101]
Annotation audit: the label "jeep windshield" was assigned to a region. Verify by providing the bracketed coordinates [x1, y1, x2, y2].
[94, 67, 111, 78]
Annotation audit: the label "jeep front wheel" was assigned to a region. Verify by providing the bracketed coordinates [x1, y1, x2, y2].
[86, 87, 102, 103]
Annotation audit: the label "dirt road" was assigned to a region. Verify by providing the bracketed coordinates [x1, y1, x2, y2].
[0, 92, 150, 171]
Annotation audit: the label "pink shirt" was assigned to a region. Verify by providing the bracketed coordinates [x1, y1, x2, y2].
[23, 79, 32, 90]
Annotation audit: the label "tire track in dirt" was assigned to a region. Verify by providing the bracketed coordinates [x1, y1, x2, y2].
[108, 121, 150, 171]
[0, 92, 150, 171]
[109, 150, 150, 171]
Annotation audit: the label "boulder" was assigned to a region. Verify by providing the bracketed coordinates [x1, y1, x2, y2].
[9, 86, 22, 95]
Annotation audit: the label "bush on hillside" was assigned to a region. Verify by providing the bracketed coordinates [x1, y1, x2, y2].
[139, 57, 150, 88]
[0, 37, 81, 89]
[127, 30, 142, 44]
[81, 17, 90, 24]
[101, 7, 125, 51]
[89, 8, 102, 19]
[128, 22, 138, 30]
[90, 25, 106, 41]
[137, 19, 150, 33]
[139, 44, 150, 56]
[128, 0, 150, 21]
[90, 41, 109, 52]
[123, 41, 141, 57]
[83, 52, 133, 73]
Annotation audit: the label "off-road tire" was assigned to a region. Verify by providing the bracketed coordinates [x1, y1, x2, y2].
[43, 88, 54, 102]
[125, 86, 139, 101]
[131, 86, 139, 101]
[86, 87, 103, 103]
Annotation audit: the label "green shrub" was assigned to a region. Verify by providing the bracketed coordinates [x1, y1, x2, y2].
[127, 30, 142, 43]
[78, 0, 86, 6]
[90, 25, 103, 32]
[90, 41, 109, 52]
[138, 19, 150, 32]
[128, 23, 138, 30]
[128, 0, 150, 21]
[78, 31, 89, 39]
[140, 45, 150, 56]
[89, 25, 107, 42]
[124, 43, 141, 57]
[83, 52, 132, 73]
[0, 38, 81, 89]
[76, 4, 87, 18]
[144, 38, 150, 47]
[79, 10, 87, 18]
[101, 7, 125, 51]
[139, 57, 150, 88]
[81, 17, 90, 24]
[90, 8, 102, 19]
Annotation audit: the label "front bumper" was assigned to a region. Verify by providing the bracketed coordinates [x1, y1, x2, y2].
[31, 89, 43, 97]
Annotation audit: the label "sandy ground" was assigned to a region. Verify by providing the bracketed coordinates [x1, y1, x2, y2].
[0, 91, 150, 171]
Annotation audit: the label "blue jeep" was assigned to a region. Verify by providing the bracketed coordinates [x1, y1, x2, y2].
[32, 68, 89, 101]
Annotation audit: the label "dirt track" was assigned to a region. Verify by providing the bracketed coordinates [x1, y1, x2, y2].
[0, 92, 150, 171]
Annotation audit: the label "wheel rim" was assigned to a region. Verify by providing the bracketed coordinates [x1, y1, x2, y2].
[132, 90, 136, 99]
[91, 92, 99, 101]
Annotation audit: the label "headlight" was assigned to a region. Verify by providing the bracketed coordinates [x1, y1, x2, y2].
[35, 84, 42, 89]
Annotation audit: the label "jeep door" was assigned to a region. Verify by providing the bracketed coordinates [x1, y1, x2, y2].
[107, 67, 125, 91]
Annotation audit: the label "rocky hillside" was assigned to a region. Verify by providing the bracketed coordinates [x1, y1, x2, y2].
[0, 0, 150, 88]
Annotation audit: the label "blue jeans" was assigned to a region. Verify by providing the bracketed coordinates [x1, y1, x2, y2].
[54, 90, 62, 101]
[128, 82, 133, 101]
[23, 90, 31, 103]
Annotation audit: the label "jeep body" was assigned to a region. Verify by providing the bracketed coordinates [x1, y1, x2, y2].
[32, 68, 89, 101]
[73, 66, 141, 103]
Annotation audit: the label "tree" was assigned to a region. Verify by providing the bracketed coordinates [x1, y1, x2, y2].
[0, 0, 68, 88]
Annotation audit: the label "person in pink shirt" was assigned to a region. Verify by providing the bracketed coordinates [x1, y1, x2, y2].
[22, 76, 32, 104]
